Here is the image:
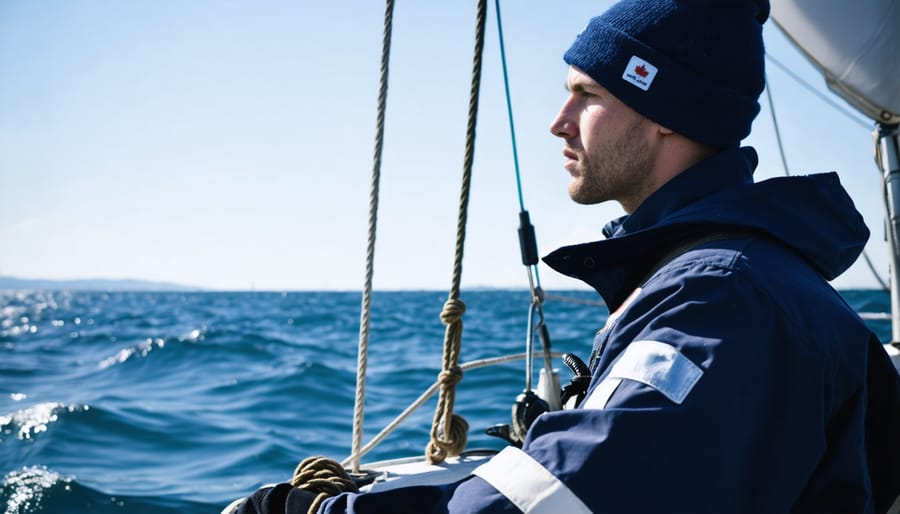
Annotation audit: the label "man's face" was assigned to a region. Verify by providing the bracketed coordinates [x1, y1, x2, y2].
[550, 66, 657, 213]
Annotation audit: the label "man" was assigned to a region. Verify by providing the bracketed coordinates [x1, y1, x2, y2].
[238, 0, 900, 512]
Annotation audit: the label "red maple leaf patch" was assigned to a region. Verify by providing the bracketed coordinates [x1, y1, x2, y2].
[634, 64, 649, 78]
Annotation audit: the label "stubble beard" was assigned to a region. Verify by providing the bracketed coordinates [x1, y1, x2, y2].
[568, 122, 654, 209]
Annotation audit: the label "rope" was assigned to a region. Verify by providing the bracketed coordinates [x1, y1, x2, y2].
[425, 0, 488, 465]
[350, 0, 395, 475]
[291, 457, 359, 514]
[426, 300, 469, 462]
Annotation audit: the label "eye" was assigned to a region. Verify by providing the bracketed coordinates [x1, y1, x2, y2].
[567, 85, 593, 100]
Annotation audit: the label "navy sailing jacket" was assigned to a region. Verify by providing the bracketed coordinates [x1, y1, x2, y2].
[265, 147, 900, 513]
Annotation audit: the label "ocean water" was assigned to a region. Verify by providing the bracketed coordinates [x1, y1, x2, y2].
[0, 289, 890, 513]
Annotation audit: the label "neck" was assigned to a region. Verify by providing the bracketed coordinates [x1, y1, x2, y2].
[623, 134, 717, 214]
[657, 133, 717, 183]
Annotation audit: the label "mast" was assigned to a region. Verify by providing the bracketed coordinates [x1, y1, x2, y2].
[878, 124, 900, 342]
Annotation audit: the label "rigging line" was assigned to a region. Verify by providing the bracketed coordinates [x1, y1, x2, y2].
[493, 0, 525, 212]
[765, 54, 871, 131]
[426, 0, 488, 466]
[350, 0, 395, 475]
[494, 0, 543, 289]
[764, 77, 791, 177]
[494, 0, 554, 387]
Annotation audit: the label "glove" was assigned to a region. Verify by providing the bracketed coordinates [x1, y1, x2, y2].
[236, 483, 318, 514]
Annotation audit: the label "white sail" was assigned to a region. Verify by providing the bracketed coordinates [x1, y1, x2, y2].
[771, 0, 899, 124]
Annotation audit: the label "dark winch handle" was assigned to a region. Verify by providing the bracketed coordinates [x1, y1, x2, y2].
[560, 353, 592, 407]
[485, 389, 550, 448]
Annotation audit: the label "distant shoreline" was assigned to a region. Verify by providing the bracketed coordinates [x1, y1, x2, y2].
[0, 277, 538, 293]
[0, 276, 202, 292]
[0, 276, 886, 294]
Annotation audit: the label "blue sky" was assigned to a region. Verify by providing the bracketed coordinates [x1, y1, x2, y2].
[0, 1, 886, 291]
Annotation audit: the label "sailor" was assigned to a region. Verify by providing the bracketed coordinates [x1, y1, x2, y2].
[238, 0, 900, 512]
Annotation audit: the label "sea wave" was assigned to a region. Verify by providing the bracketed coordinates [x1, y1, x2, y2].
[1, 466, 222, 514]
[0, 403, 88, 442]
[97, 338, 166, 370]
[2, 466, 70, 514]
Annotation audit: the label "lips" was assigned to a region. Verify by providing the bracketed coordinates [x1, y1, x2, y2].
[562, 147, 579, 173]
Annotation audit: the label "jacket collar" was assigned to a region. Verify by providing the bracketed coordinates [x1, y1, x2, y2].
[543, 147, 758, 309]
[607, 146, 757, 237]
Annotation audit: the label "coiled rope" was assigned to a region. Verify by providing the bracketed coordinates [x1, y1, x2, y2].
[291, 457, 359, 514]
[425, 0, 488, 465]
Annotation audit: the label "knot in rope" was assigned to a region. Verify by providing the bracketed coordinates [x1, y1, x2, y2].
[427, 297, 470, 464]
[439, 366, 463, 387]
[439, 298, 466, 324]
[291, 456, 359, 514]
[425, 412, 470, 463]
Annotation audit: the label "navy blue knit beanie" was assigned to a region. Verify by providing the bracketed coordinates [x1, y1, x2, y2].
[564, 0, 769, 148]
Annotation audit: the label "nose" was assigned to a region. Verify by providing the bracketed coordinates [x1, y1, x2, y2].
[550, 97, 576, 139]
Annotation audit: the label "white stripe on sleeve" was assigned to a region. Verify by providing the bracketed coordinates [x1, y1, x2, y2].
[472, 446, 592, 514]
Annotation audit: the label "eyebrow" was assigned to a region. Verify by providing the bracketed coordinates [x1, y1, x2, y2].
[565, 81, 597, 94]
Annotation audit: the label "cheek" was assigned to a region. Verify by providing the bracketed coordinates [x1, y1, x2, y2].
[578, 112, 607, 153]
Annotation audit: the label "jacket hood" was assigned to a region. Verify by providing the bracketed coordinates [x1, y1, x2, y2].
[543, 147, 870, 308]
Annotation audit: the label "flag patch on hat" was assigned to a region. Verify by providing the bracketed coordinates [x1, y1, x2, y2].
[622, 56, 658, 91]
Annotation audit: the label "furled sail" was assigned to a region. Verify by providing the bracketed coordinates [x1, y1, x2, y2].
[770, 0, 899, 124]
